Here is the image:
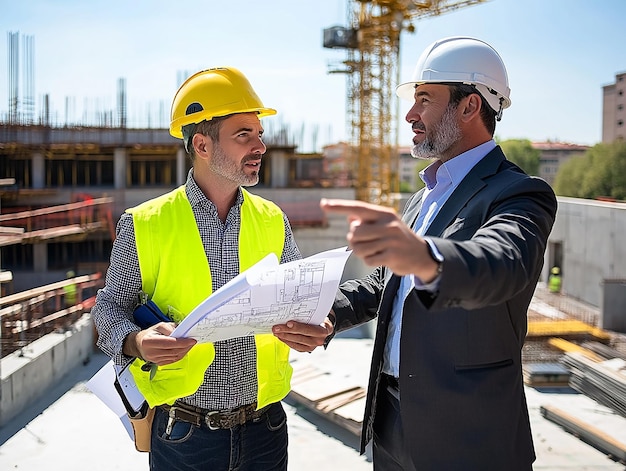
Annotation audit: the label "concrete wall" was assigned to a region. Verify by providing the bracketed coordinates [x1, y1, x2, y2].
[547, 197, 626, 309]
[0, 314, 94, 426]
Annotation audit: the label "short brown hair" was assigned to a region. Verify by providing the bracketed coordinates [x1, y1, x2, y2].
[448, 83, 497, 136]
[183, 115, 231, 160]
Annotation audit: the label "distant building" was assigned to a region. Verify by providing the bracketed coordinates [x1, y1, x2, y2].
[533, 141, 589, 185]
[397, 146, 423, 193]
[602, 71, 626, 143]
[322, 142, 353, 188]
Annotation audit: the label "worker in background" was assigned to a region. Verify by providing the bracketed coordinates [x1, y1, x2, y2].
[92, 67, 309, 470]
[63, 270, 77, 307]
[274, 37, 557, 470]
[549, 266, 562, 293]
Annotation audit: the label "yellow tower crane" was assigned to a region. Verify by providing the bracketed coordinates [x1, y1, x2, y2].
[324, 0, 488, 207]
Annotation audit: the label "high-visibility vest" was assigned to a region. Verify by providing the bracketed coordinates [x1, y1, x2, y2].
[126, 185, 291, 408]
[549, 274, 562, 293]
[63, 283, 77, 305]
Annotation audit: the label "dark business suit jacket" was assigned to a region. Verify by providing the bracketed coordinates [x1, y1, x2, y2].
[333, 146, 557, 471]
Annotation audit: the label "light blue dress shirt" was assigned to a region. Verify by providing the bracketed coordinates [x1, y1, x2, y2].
[382, 140, 497, 378]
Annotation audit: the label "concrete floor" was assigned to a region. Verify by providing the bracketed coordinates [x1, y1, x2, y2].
[1, 341, 625, 470]
[0, 350, 372, 471]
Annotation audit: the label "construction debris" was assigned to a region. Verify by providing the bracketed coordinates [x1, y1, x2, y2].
[540, 404, 626, 463]
[547, 337, 605, 362]
[523, 362, 571, 388]
[561, 352, 626, 418]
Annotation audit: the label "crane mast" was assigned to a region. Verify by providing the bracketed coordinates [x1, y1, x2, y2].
[324, 0, 487, 207]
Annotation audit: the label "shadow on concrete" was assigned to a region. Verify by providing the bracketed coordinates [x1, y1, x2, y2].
[0, 349, 109, 446]
[283, 396, 373, 463]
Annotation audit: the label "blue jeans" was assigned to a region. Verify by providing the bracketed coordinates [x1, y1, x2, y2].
[149, 402, 288, 471]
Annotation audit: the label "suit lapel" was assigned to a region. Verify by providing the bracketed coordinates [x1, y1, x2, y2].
[379, 147, 505, 309]
[425, 146, 506, 237]
[378, 188, 425, 312]
[402, 188, 425, 229]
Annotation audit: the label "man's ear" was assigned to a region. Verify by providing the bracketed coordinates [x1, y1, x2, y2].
[460, 94, 482, 122]
[192, 133, 212, 159]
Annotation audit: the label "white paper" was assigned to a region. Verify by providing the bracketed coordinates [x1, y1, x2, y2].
[171, 252, 278, 338]
[114, 363, 147, 412]
[173, 246, 351, 343]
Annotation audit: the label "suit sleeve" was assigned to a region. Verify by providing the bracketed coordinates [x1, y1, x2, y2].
[429, 174, 557, 311]
[331, 266, 385, 334]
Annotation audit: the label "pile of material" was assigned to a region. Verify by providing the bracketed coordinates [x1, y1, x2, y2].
[561, 351, 626, 418]
[522, 362, 571, 388]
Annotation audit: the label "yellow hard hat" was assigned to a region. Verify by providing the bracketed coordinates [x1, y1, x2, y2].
[551, 267, 560, 275]
[169, 67, 277, 139]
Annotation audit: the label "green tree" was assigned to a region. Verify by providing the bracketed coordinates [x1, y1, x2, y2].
[553, 154, 587, 197]
[414, 159, 430, 185]
[553, 141, 626, 199]
[499, 139, 540, 176]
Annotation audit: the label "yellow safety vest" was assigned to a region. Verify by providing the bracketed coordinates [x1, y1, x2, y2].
[549, 274, 562, 293]
[63, 283, 77, 305]
[126, 186, 291, 408]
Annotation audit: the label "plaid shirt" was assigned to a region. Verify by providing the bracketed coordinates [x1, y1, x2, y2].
[92, 170, 301, 410]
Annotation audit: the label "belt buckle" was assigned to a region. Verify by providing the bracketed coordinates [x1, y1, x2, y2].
[204, 404, 257, 430]
[206, 411, 221, 431]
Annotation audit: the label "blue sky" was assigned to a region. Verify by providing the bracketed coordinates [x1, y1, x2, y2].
[1, 0, 625, 152]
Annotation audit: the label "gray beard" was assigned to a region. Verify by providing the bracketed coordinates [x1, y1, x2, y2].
[411, 104, 461, 160]
[210, 143, 259, 187]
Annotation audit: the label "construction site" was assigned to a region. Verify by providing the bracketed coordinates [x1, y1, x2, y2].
[1, 0, 626, 469]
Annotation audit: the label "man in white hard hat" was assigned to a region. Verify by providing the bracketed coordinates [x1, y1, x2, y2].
[93, 67, 310, 470]
[274, 37, 557, 470]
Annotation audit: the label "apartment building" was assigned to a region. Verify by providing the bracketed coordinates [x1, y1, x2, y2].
[602, 71, 626, 142]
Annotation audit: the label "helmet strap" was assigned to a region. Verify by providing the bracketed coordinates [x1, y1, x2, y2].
[495, 97, 504, 122]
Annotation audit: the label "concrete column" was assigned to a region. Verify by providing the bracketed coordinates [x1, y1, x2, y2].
[32, 152, 45, 189]
[33, 243, 48, 273]
[177, 148, 186, 185]
[113, 148, 127, 189]
[270, 150, 289, 188]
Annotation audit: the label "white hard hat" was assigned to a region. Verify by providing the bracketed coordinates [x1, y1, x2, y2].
[396, 36, 511, 119]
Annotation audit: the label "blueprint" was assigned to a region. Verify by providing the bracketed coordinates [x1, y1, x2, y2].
[172, 246, 352, 343]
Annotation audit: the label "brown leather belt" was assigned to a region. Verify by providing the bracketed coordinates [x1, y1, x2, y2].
[160, 402, 270, 430]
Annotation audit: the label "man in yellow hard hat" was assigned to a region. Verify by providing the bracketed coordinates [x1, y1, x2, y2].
[549, 266, 562, 293]
[92, 67, 318, 470]
[63, 269, 77, 307]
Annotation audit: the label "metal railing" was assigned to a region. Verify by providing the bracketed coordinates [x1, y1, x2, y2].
[0, 273, 103, 358]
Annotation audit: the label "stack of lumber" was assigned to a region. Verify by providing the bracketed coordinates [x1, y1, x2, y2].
[522, 362, 571, 387]
[540, 404, 626, 463]
[561, 351, 626, 418]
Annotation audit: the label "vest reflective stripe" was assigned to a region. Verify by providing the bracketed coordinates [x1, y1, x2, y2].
[127, 186, 291, 408]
